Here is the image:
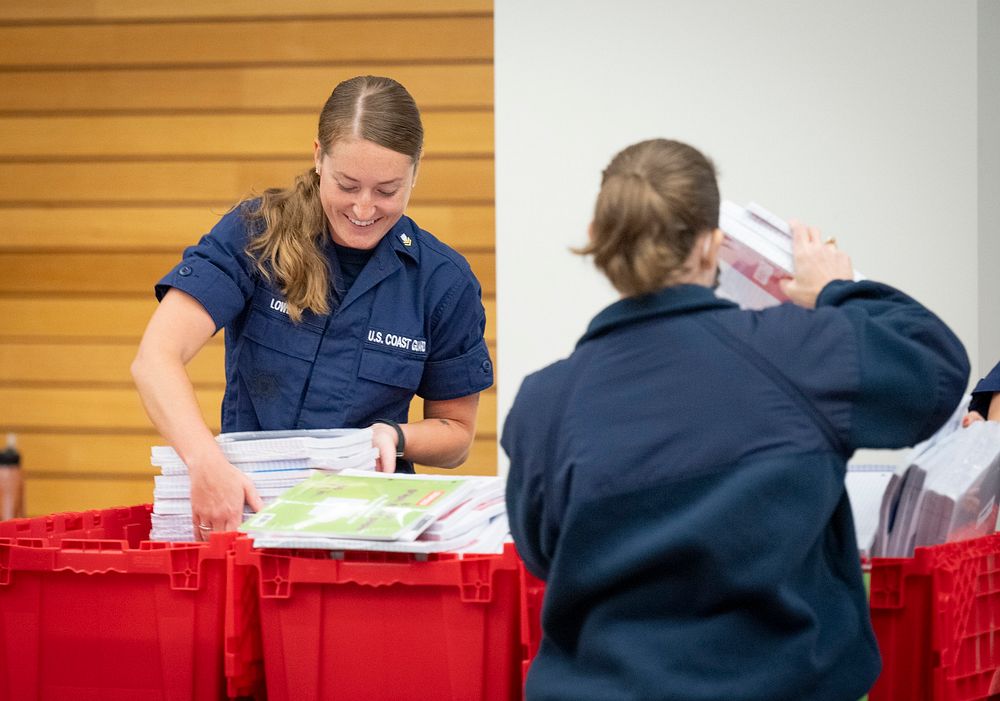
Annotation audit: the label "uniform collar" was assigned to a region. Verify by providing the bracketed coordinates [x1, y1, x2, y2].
[334, 216, 420, 311]
[384, 215, 421, 264]
[579, 284, 737, 346]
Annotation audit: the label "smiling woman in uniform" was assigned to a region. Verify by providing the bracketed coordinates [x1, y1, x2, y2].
[131, 75, 493, 539]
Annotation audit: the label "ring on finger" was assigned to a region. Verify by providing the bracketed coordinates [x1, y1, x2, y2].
[197, 523, 212, 531]
[824, 236, 837, 246]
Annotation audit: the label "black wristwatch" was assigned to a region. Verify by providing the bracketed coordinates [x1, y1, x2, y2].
[373, 419, 406, 458]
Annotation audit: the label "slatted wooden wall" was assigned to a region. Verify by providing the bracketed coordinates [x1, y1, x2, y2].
[0, 1, 495, 516]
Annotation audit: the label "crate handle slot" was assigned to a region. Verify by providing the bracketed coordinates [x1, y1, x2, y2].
[169, 546, 203, 590]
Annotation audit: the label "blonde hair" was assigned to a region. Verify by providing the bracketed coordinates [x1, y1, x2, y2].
[578, 139, 719, 297]
[244, 75, 423, 321]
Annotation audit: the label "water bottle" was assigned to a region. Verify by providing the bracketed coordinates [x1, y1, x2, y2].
[0, 433, 24, 520]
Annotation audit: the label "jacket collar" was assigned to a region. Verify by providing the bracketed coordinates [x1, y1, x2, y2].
[579, 284, 737, 346]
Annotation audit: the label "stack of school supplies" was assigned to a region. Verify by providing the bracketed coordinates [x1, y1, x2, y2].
[150, 428, 378, 541]
[871, 420, 1000, 557]
[845, 464, 897, 558]
[240, 469, 509, 554]
[716, 201, 864, 310]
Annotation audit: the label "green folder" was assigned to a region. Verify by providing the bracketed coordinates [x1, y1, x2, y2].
[239, 471, 474, 541]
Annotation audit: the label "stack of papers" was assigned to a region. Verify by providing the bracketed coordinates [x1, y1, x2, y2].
[716, 201, 863, 310]
[150, 428, 378, 541]
[871, 421, 1000, 557]
[845, 464, 897, 557]
[240, 470, 510, 554]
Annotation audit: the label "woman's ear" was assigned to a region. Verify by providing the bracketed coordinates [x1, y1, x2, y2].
[700, 228, 724, 268]
[313, 139, 323, 173]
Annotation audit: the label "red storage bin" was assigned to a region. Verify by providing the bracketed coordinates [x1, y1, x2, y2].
[0, 504, 237, 701]
[869, 533, 1000, 701]
[229, 539, 532, 701]
[518, 566, 544, 690]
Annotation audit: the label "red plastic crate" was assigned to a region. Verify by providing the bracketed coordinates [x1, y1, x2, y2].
[229, 539, 531, 701]
[0, 506, 150, 546]
[518, 566, 544, 690]
[869, 534, 1000, 701]
[0, 504, 238, 701]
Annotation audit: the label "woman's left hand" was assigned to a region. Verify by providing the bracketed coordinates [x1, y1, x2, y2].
[371, 421, 402, 473]
[779, 221, 854, 308]
[367, 394, 479, 472]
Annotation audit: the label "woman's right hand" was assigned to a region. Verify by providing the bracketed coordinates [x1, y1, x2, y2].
[779, 221, 854, 309]
[189, 455, 264, 541]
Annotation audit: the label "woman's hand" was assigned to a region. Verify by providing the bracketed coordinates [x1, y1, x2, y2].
[132, 289, 266, 540]
[963, 411, 985, 428]
[963, 394, 1000, 427]
[372, 422, 402, 474]
[189, 455, 264, 541]
[779, 221, 854, 309]
[368, 394, 480, 472]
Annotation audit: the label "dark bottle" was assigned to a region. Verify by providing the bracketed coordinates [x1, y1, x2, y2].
[0, 433, 24, 520]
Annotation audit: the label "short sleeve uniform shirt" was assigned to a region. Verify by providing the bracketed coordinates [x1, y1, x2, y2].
[155, 204, 493, 464]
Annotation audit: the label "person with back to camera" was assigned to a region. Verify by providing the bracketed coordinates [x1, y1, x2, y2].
[131, 75, 493, 540]
[502, 138, 970, 701]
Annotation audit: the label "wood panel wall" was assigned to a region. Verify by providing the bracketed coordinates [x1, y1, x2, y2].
[0, 0, 495, 516]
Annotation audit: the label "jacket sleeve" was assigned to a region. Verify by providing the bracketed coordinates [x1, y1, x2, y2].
[502, 364, 575, 582]
[502, 375, 550, 580]
[817, 279, 970, 449]
[969, 361, 1000, 416]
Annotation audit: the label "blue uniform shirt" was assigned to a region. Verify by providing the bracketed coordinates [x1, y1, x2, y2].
[156, 204, 493, 472]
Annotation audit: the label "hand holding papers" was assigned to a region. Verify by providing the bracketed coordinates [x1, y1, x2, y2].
[716, 201, 863, 310]
[150, 428, 377, 541]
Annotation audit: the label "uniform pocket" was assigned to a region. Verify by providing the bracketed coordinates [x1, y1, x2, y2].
[357, 347, 424, 390]
[237, 309, 323, 428]
[353, 348, 425, 423]
[242, 310, 323, 360]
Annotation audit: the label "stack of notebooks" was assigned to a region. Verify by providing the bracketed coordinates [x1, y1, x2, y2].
[716, 201, 864, 310]
[845, 464, 898, 558]
[239, 469, 509, 554]
[870, 420, 1000, 557]
[150, 428, 378, 541]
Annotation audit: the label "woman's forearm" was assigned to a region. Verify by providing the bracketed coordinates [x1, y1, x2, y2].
[404, 418, 477, 468]
[408, 394, 479, 467]
[130, 289, 227, 473]
[371, 394, 480, 470]
[131, 347, 225, 472]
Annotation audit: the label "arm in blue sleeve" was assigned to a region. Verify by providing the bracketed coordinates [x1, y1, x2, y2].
[418, 277, 493, 400]
[817, 279, 970, 448]
[502, 378, 552, 581]
[154, 204, 259, 331]
[969, 362, 1000, 416]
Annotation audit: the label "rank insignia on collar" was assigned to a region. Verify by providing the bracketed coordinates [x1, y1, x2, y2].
[399, 233, 413, 247]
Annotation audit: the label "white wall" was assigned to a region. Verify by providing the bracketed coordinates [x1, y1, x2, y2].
[495, 0, 983, 471]
[980, 0, 1000, 379]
